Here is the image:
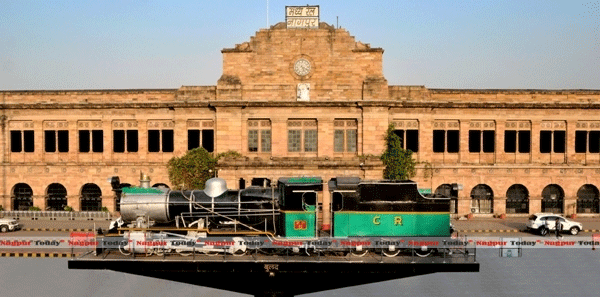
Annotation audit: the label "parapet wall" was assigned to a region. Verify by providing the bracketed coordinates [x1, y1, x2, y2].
[389, 86, 600, 103]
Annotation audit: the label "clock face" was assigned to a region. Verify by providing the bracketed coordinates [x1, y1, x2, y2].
[294, 59, 311, 76]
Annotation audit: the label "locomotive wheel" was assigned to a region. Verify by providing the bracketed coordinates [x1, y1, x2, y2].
[204, 250, 219, 256]
[176, 249, 192, 256]
[382, 249, 400, 258]
[304, 247, 318, 257]
[119, 244, 131, 256]
[232, 249, 247, 256]
[350, 249, 369, 257]
[414, 248, 433, 257]
[145, 247, 166, 256]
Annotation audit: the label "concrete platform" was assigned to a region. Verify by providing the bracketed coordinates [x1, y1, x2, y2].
[69, 250, 479, 297]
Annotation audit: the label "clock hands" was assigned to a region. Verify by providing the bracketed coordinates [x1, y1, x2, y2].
[294, 59, 311, 76]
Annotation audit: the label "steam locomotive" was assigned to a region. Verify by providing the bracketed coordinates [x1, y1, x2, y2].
[104, 175, 454, 257]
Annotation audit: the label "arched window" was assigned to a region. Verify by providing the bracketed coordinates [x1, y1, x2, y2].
[470, 184, 493, 214]
[81, 183, 102, 211]
[541, 184, 564, 213]
[47, 183, 67, 211]
[506, 184, 529, 214]
[435, 184, 453, 197]
[435, 184, 457, 213]
[577, 184, 599, 214]
[13, 183, 33, 211]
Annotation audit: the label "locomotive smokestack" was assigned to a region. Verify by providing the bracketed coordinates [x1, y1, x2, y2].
[107, 176, 121, 191]
[139, 172, 151, 188]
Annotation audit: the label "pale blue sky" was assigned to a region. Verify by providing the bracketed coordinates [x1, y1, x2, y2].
[1, 0, 599, 90]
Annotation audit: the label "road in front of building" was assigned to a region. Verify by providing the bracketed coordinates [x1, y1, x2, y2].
[4, 216, 600, 237]
[453, 216, 600, 232]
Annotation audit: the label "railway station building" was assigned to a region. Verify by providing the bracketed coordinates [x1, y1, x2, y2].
[2, 6, 600, 226]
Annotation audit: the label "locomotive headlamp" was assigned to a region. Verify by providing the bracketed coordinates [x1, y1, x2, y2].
[108, 176, 121, 191]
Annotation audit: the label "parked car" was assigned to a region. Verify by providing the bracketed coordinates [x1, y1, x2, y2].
[527, 213, 582, 236]
[0, 218, 21, 232]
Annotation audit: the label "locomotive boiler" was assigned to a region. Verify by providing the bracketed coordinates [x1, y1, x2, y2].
[115, 176, 279, 230]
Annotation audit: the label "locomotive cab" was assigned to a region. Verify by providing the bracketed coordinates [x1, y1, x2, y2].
[277, 177, 323, 238]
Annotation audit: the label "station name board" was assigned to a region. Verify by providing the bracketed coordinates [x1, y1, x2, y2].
[286, 6, 319, 29]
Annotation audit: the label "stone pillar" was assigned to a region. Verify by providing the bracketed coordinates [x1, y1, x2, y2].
[0, 194, 10, 211]
[458, 198, 471, 217]
[360, 107, 388, 156]
[318, 120, 333, 158]
[68, 195, 81, 211]
[530, 196, 542, 214]
[102, 196, 116, 213]
[33, 195, 45, 210]
[564, 199, 577, 216]
[321, 181, 331, 231]
[215, 107, 243, 154]
[495, 198, 506, 215]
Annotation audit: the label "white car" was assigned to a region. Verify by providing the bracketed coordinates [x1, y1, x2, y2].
[527, 213, 582, 236]
[0, 218, 21, 232]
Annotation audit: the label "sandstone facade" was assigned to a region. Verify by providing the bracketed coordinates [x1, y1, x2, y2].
[2, 22, 600, 223]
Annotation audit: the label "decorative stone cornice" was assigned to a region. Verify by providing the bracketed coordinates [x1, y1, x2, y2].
[430, 88, 600, 95]
[4, 100, 600, 110]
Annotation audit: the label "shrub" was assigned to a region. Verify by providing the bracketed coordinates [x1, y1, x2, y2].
[167, 148, 244, 190]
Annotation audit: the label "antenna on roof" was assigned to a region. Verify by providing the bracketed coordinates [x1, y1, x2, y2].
[266, 0, 269, 27]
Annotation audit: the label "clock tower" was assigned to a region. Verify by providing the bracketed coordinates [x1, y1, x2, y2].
[218, 6, 386, 102]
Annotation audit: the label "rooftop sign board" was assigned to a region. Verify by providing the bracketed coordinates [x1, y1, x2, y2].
[286, 5, 319, 29]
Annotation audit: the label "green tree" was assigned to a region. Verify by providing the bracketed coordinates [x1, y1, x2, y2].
[167, 148, 243, 190]
[381, 124, 416, 180]
[167, 147, 218, 190]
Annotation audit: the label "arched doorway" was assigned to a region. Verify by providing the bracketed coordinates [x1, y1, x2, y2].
[435, 184, 457, 213]
[541, 184, 564, 213]
[577, 184, 599, 214]
[12, 183, 33, 211]
[506, 184, 529, 214]
[81, 183, 102, 211]
[470, 184, 493, 214]
[435, 184, 452, 196]
[47, 183, 67, 211]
